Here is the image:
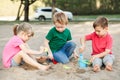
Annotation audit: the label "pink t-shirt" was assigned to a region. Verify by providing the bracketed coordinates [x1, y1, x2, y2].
[2, 36, 24, 68]
[85, 32, 113, 55]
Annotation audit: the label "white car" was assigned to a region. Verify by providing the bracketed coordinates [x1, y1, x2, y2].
[34, 7, 73, 21]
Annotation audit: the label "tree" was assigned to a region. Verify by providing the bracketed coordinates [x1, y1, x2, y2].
[42, 0, 120, 15]
[52, 0, 56, 18]
[16, 0, 24, 20]
[11, 0, 37, 22]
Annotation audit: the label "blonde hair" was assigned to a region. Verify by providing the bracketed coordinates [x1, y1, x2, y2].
[13, 22, 34, 36]
[53, 12, 68, 25]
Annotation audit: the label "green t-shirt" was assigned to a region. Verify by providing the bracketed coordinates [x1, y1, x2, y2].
[46, 27, 72, 53]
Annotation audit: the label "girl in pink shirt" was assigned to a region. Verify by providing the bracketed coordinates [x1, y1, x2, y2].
[80, 16, 115, 72]
[2, 22, 50, 70]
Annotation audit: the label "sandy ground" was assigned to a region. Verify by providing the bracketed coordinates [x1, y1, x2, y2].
[0, 22, 120, 80]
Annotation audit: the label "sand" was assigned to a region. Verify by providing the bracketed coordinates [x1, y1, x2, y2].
[0, 22, 120, 80]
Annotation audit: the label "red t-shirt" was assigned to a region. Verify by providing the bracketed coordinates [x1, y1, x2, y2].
[85, 32, 113, 55]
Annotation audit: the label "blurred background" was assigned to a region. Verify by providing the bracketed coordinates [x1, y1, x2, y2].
[0, 0, 120, 22]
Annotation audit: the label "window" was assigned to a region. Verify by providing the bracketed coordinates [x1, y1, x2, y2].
[41, 9, 52, 12]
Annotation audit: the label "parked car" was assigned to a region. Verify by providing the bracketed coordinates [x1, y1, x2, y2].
[34, 7, 73, 21]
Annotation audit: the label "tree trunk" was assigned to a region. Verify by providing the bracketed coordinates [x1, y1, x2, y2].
[16, 1, 23, 20]
[52, 0, 56, 18]
[24, 0, 29, 22]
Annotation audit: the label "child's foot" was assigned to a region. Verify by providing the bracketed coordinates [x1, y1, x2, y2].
[93, 65, 100, 72]
[105, 64, 112, 71]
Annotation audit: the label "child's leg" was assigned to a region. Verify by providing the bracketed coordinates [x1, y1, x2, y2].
[53, 51, 69, 64]
[12, 51, 50, 71]
[103, 54, 115, 71]
[53, 42, 76, 64]
[61, 41, 76, 57]
[92, 58, 102, 72]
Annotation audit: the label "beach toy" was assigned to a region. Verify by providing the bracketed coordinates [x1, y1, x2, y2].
[44, 48, 58, 64]
[44, 48, 48, 52]
[78, 59, 87, 68]
[78, 54, 90, 68]
[78, 59, 91, 68]
[81, 60, 91, 65]
[63, 65, 71, 69]
[79, 54, 83, 60]
[52, 59, 58, 64]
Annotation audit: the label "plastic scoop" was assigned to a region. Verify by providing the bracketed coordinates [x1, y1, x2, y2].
[44, 48, 48, 52]
[63, 65, 71, 69]
[81, 60, 91, 65]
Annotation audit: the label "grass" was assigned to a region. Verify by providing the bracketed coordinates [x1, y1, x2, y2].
[74, 14, 120, 18]
[0, 21, 54, 25]
[73, 14, 120, 22]
[0, 14, 120, 25]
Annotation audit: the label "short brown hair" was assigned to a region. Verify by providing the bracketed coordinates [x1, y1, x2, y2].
[53, 12, 68, 25]
[93, 16, 108, 29]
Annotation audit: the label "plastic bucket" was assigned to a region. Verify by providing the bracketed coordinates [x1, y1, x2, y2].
[78, 59, 88, 68]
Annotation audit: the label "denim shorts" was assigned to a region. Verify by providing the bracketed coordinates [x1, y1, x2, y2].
[11, 59, 19, 67]
[11, 59, 25, 67]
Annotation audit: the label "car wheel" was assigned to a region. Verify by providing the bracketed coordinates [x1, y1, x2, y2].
[68, 18, 72, 21]
[38, 16, 45, 21]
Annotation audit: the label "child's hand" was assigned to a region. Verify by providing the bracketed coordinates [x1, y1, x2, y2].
[90, 55, 97, 63]
[40, 46, 48, 53]
[36, 56, 48, 63]
[79, 46, 85, 53]
[48, 53, 53, 60]
[73, 52, 79, 59]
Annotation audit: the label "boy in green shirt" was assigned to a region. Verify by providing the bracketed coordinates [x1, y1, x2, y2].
[45, 12, 78, 64]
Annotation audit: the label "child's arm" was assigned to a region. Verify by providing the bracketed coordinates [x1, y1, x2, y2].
[79, 36, 86, 53]
[44, 39, 53, 60]
[73, 49, 79, 59]
[90, 49, 111, 62]
[19, 43, 45, 55]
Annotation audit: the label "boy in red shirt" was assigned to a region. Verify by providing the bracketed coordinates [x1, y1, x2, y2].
[80, 16, 115, 72]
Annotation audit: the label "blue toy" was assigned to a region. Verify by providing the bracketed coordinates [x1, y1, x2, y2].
[78, 54, 91, 68]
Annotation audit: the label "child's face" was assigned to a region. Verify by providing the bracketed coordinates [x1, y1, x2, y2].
[94, 26, 108, 37]
[21, 32, 32, 42]
[55, 22, 66, 32]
